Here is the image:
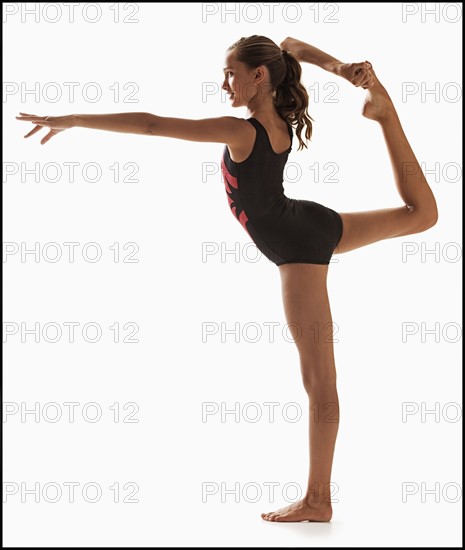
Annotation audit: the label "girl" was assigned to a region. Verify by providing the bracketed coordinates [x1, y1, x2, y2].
[16, 35, 438, 523]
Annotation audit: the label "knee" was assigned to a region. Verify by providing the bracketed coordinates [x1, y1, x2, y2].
[301, 362, 337, 395]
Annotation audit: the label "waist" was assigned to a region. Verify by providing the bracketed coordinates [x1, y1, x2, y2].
[240, 192, 293, 222]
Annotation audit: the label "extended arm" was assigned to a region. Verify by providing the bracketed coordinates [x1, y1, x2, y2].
[73, 112, 154, 135]
[73, 113, 246, 143]
[16, 111, 247, 146]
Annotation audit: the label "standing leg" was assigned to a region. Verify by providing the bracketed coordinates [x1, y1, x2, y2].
[262, 263, 337, 522]
[334, 65, 438, 254]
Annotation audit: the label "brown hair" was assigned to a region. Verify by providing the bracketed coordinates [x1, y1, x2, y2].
[227, 35, 313, 151]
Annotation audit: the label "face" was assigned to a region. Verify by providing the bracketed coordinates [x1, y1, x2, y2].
[222, 50, 266, 107]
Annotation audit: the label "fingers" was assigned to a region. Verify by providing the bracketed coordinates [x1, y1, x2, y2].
[16, 112, 56, 144]
[362, 60, 377, 88]
[40, 130, 55, 145]
[16, 115, 51, 129]
[352, 69, 366, 86]
[24, 125, 43, 139]
[16, 114, 41, 119]
[352, 61, 374, 87]
[362, 60, 376, 79]
[353, 67, 369, 86]
[16, 115, 45, 124]
[351, 61, 376, 89]
[360, 71, 375, 89]
[352, 69, 371, 87]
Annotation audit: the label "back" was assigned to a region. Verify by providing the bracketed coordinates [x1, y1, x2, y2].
[221, 117, 293, 221]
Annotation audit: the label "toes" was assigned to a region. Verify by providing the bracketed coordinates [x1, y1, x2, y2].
[262, 510, 287, 522]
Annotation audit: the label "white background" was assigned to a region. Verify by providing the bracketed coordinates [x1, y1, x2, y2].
[3, 2, 462, 547]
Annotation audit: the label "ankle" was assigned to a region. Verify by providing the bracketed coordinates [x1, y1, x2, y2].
[378, 106, 398, 126]
[304, 491, 333, 508]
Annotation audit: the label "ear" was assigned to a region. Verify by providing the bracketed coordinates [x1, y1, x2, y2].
[254, 65, 267, 84]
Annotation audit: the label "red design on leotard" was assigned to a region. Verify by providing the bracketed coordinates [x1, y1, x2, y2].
[221, 157, 251, 238]
[222, 159, 238, 190]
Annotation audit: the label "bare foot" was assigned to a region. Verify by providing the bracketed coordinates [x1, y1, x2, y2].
[362, 64, 396, 123]
[261, 498, 332, 522]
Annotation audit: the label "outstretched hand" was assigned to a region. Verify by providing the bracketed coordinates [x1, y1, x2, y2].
[334, 61, 375, 89]
[15, 112, 74, 144]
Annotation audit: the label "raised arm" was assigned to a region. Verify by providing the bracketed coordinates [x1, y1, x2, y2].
[280, 36, 374, 88]
[16, 111, 246, 146]
[280, 36, 342, 72]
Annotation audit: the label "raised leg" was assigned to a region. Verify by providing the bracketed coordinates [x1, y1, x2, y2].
[334, 64, 438, 254]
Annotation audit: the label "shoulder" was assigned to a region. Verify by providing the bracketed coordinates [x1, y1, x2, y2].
[212, 116, 255, 147]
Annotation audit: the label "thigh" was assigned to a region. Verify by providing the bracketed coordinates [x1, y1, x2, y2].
[335, 206, 420, 254]
[278, 263, 337, 384]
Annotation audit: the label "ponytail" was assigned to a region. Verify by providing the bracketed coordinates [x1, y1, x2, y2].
[275, 50, 313, 151]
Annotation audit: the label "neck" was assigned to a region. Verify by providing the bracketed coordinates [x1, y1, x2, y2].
[246, 93, 281, 121]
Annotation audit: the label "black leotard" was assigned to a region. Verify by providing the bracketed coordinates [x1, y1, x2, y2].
[221, 117, 343, 266]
